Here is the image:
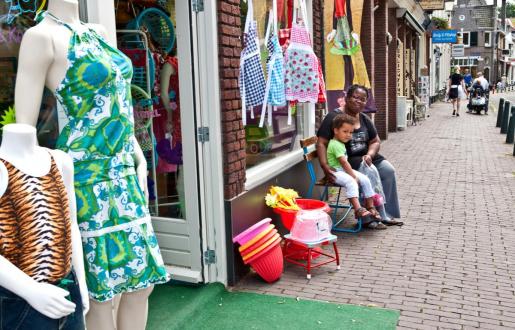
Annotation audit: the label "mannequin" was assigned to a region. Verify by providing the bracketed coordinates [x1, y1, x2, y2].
[0, 123, 88, 328]
[14, 1, 169, 330]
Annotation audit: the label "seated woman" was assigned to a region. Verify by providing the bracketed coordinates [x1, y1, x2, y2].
[316, 84, 402, 225]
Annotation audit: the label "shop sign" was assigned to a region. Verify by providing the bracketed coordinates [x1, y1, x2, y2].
[419, 0, 445, 10]
[452, 44, 465, 57]
[397, 41, 404, 96]
[432, 30, 457, 44]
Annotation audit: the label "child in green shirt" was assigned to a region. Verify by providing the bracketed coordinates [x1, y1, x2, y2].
[327, 114, 385, 229]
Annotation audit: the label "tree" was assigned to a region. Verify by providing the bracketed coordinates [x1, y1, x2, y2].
[506, 3, 515, 18]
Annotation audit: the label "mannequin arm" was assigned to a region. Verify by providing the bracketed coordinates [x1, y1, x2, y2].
[51, 150, 89, 315]
[160, 62, 175, 114]
[0, 256, 76, 319]
[132, 136, 149, 204]
[14, 28, 54, 126]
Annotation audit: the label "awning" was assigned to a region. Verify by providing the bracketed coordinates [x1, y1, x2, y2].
[396, 8, 425, 35]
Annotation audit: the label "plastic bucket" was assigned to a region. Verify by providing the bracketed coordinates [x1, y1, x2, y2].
[232, 218, 272, 245]
[273, 199, 330, 230]
[242, 234, 281, 262]
[237, 224, 275, 252]
[239, 228, 278, 254]
[249, 242, 284, 283]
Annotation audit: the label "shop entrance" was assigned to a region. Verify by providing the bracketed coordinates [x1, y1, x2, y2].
[115, 0, 203, 283]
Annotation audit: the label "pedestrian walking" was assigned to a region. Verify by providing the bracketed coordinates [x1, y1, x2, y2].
[447, 65, 467, 117]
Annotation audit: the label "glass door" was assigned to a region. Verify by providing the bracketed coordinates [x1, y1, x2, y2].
[115, 0, 203, 282]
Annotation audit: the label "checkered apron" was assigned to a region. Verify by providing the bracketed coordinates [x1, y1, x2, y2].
[239, 0, 266, 126]
[258, 7, 286, 128]
[284, 1, 319, 103]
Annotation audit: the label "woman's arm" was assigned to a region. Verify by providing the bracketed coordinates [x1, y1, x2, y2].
[131, 136, 149, 204]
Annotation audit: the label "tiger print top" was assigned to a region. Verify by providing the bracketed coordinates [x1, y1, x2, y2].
[0, 153, 72, 283]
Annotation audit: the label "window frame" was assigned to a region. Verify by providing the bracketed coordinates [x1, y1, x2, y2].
[470, 31, 478, 47]
[461, 31, 470, 47]
[484, 31, 491, 47]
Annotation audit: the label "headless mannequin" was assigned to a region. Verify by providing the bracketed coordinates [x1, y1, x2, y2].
[0, 123, 88, 319]
[14, 1, 154, 329]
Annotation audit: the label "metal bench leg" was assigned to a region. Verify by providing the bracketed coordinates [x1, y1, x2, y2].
[333, 242, 341, 270]
[306, 248, 312, 279]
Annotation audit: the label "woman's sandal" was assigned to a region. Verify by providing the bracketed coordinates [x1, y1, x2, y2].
[381, 218, 404, 226]
[354, 207, 371, 219]
[367, 221, 387, 230]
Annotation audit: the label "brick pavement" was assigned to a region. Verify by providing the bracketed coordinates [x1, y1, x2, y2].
[235, 92, 515, 329]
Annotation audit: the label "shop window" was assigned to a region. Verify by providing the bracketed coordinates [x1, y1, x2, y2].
[470, 31, 478, 47]
[240, 0, 310, 170]
[115, 1, 185, 219]
[484, 31, 491, 47]
[0, 1, 68, 147]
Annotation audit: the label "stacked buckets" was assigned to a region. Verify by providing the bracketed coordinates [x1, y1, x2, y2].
[233, 218, 283, 283]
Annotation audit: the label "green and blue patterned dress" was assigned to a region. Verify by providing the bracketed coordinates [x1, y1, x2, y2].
[42, 12, 169, 302]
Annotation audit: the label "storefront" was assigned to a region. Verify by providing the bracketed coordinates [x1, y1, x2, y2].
[0, 0, 227, 285]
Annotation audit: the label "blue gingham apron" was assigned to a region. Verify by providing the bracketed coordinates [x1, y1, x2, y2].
[239, 0, 266, 126]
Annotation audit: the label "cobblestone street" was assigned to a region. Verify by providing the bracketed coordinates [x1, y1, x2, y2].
[235, 92, 515, 329]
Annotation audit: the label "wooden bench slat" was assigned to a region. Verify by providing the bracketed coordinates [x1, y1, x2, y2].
[304, 150, 318, 161]
[300, 136, 317, 148]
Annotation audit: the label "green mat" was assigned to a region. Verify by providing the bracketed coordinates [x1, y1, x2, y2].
[147, 283, 399, 330]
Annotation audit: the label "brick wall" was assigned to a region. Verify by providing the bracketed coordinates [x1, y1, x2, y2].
[388, 8, 397, 132]
[373, 1, 388, 139]
[218, 0, 246, 199]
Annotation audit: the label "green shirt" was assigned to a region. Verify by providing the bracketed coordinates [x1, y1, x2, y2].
[327, 139, 347, 170]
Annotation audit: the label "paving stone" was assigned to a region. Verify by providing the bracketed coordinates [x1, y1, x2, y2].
[234, 93, 515, 327]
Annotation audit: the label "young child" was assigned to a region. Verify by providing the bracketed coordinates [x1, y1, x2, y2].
[326, 114, 386, 229]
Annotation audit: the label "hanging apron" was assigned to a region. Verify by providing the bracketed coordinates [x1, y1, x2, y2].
[259, 4, 287, 128]
[284, 0, 319, 104]
[239, 0, 266, 126]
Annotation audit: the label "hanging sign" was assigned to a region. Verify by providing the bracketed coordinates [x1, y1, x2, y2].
[452, 44, 465, 57]
[419, 0, 445, 10]
[432, 30, 457, 44]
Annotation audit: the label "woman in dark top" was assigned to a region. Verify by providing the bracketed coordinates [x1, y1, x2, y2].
[447, 65, 467, 116]
[316, 84, 401, 224]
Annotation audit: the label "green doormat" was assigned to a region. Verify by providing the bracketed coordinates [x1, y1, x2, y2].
[147, 283, 399, 330]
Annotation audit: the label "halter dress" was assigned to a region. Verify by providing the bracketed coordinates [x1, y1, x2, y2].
[41, 12, 169, 302]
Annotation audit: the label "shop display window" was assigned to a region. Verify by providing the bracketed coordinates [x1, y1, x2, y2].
[240, 0, 306, 169]
[115, 0, 185, 219]
[0, 1, 59, 147]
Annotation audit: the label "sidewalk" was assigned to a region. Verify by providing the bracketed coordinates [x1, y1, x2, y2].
[235, 92, 515, 329]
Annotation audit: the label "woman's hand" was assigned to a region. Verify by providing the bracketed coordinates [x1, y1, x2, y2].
[363, 154, 373, 166]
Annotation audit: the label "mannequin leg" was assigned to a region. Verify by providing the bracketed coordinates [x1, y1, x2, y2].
[116, 286, 154, 330]
[86, 298, 116, 330]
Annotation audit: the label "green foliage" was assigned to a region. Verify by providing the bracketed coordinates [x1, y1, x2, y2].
[507, 3, 515, 18]
[0, 106, 16, 129]
[431, 17, 449, 30]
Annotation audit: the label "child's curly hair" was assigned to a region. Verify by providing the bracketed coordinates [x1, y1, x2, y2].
[332, 114, 356, 130]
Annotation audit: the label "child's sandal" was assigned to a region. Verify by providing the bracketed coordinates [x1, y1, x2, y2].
[367, 207, 382, 221]
[354, 207, 371, 218]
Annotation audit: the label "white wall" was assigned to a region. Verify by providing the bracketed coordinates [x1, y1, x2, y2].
[85, 0, 117, 45]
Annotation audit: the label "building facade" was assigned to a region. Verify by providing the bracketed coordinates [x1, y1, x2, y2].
[451, 0, 497, 82]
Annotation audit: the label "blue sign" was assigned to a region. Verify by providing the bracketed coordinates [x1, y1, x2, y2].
[432, 30, 457, 43]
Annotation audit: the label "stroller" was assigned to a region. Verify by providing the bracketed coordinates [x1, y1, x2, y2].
[467, 83, 489, 114]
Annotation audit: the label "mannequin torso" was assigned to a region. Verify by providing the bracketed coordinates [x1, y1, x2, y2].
[0, 123, 88, 322]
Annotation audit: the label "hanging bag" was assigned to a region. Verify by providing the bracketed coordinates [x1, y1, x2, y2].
[239, 0, 266, 126]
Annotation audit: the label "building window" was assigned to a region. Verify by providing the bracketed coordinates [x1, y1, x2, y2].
[461, 31, 470, 47]
[240, 0, 310, 170]
[470, 32, 478, 47]
[484, 31, 491, 47]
